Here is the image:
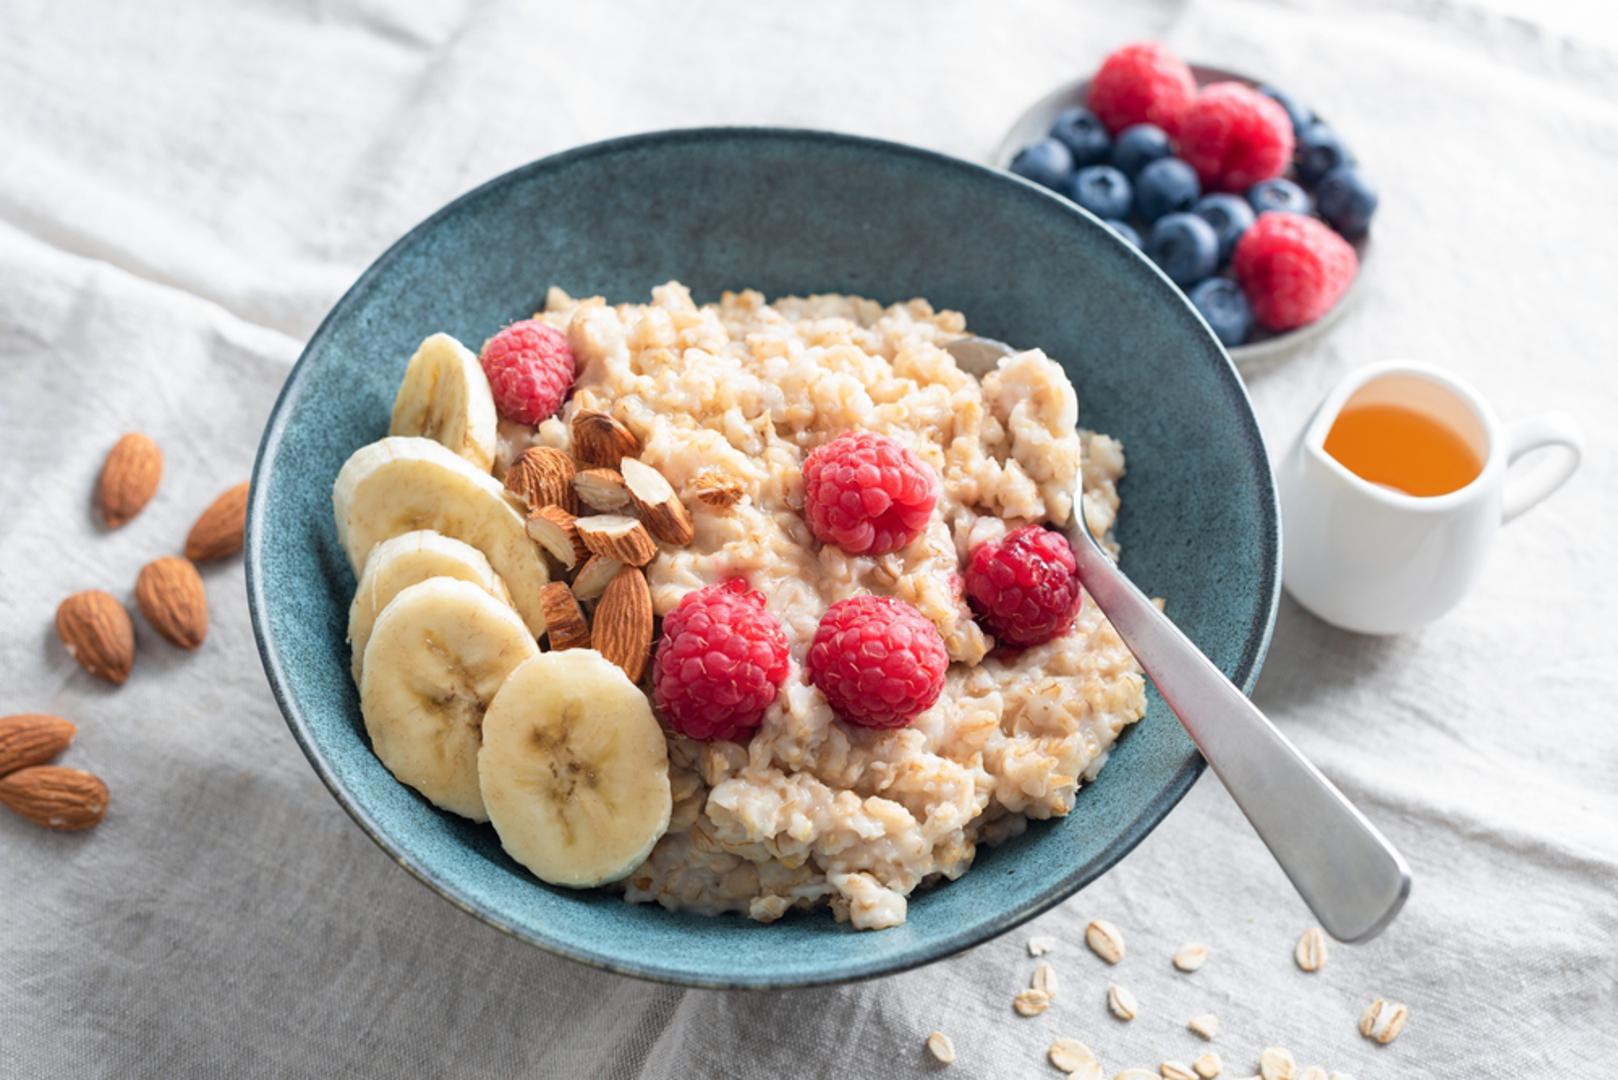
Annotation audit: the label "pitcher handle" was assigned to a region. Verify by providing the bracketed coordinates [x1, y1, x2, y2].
[1501, 412, 1583, 523]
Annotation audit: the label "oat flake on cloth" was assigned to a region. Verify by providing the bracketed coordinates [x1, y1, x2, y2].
[2, 1, 1615, 1077]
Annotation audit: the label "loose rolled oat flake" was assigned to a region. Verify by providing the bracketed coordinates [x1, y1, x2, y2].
[1193, 1051, 1222, 1078]
[1359, 998, 1408, 1045]
[1161, 1062, 1198, 1080]
[1049, 1038, 1097, 1073]
[925, 1030, 956, 1065]
[1032, 961, 1058, 997]
[1114, 1070, 1160, 1080]
[1014, 988, 1052, 1017]
[1258, 1046, 1296, 1080]
[1028, 934, 1058, 957]
[1107, 982, 1138, 1021]
[1086, 919, 1126, 964]
[1187, 1013, 1219, 1040]
[1172, 943, 1208, 972]
[1294, 926, 1328, 973]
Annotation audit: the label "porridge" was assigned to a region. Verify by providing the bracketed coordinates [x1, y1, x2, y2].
[333, 282, 1146, 931]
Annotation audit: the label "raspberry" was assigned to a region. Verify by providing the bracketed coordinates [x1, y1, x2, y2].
[1087, 42, 1197, 136]
[1232, 212, 1358, 332]
[1177, 82, 1295, 193]
[652, 579, 790, 742]
[965, 525, 1083, 648]
[807, 595, 947, 730]
[479, 320, 575, 425]
[801, 432, 938, 556]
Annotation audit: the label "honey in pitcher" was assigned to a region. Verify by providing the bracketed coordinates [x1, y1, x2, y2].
[1323, 402, 1484, 497]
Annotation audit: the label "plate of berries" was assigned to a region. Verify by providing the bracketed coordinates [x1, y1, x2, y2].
[994, 42, 1378, 367]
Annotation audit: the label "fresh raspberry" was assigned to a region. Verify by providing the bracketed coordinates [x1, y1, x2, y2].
[965, 525, 1083, 648]
[1232, 212, 1358, 332]
[1177, 82, 1295, 192]
[479, 320, 575, 425]
[807, 595, 947, 730]
[1087, 42, 1198, 136]
[801, 432, 938, 556]
[653, 579, 790, 742]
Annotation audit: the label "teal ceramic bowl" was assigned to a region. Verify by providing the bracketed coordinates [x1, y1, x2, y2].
[246, 128, 1279, 989]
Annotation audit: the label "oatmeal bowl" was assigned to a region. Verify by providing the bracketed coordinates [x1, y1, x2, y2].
[247, 128, 1279, 988]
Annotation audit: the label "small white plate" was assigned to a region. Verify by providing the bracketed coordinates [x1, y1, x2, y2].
[991, 64, 1371, 372]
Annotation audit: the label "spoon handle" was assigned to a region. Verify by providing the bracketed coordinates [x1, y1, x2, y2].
[1070, 538, 1411, 942]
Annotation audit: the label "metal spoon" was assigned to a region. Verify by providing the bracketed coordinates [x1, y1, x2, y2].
[946, 336, 1410, 942]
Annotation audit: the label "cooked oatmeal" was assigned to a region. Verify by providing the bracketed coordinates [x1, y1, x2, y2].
[520, 283, 1146, 929]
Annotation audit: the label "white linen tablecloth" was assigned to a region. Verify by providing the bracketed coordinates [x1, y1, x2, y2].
[3, 1, 1615, 1076]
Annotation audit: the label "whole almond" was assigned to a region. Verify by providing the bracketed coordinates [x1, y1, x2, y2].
[538, 582, 591, 650]
[135, 556, 208, 649]
[571, 410, 641, 469]
[592, 566, 652, 682]
[0, 766, 109, 830]
[56, 590, 135, 684]
[98, 433, 162, 528]
[0, 714, 77, 777]
[185, 481, 249, 561]
[504, 447, 576, 512]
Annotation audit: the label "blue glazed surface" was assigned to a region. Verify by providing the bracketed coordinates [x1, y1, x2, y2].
[245, 128, 1280, 989]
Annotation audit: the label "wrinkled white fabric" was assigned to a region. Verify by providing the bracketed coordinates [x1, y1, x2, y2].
[2, 1, 1615, 1077]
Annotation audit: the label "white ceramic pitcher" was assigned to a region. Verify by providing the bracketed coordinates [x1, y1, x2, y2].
[1278, 361, 1583, 635]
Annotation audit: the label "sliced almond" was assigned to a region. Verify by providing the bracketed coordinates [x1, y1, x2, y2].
[575, 467, 632, 513]
[1086, 919, 1125, 964]
[1258, 1047, 1295, 1080]
[527, 505, 588, 569]
[571, 410, 640, 469]
[1049, 1038, 1096, 1073]
[1193, 1052, 1222, 1079]
[538, 582, 590, 650]
[1027, 935, 1056, 957]
[620, 457, 694, 545]
[1161, 1063, 1197, 1080]
[98, 432, 161, 528]
[1187, 1014, 1220, 1041]
[592, 566, 652, 682]
[55, 590, 135, 684]
[691, 468, 746, 511]
[0, 714, 77, 777]
[1294, 927, 1328, 973]
[572, 555, 624, 602]
[134, 556, 208, 649]
[185, 481, 249, 561]
[1107, 983, 1137, 1022]
[1012, 988, 1050, 1017]
[575, 514, 657, 567]
[1359, 999, 1407, 1045]
[504, 446, 576, 512]
[1172, 943, 1208, 972]
[0, 766, 108, 830]
[925, 1031, 956, 1065]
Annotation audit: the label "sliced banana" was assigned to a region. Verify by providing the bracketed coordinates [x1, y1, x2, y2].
[360, 577, 539, 821]
[389, 333, 498, 472]
[348, 530, 513, 684]
[479, 650, 672, 888]
[333, 436, 549, 636]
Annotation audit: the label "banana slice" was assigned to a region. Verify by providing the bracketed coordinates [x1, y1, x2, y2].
[479, 650, 672, 887]
[348, 530, 512, 684]
[389, 333, 498, 472]
[360, 577, 539, 821]
[333, 436, 549, 636]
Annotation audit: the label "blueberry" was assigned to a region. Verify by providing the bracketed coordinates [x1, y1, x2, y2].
[1315, 164, 1379, 237]
[1049, 107, 1111, 167]
[1147, 213, 1220, 287]
[1247, 178, 1312, 216]
[1258, 84, 1313, 134]
[1192, 193, 1256, 264]
[1068, 165, 1133, 220]
[1104, 219, 1141, 248]
[1188, 278, 1254, 347]
[1134, 157, 1201, 223]
[1110, 124, 1172, 177]
[1010, 137, 1075, 191]
[1295, 121, 1352, 186]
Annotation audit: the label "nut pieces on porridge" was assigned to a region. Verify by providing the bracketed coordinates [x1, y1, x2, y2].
[329, 282, 1147, 928]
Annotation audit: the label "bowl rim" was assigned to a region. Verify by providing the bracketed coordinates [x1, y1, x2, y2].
[245, 125, 1281, 989]
[989, 63, 1371, 369]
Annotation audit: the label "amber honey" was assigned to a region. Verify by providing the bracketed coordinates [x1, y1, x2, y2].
[1323, 402, 1484, 497]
